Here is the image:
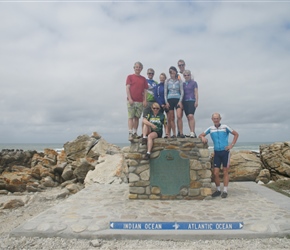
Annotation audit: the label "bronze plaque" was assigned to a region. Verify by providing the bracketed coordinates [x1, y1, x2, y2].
[150, 150, 190, 195]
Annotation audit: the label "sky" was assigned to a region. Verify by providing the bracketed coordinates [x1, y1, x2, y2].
[1, 0, 290, 145]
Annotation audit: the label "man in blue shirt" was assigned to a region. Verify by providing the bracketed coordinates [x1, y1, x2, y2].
[199, 113, 239, 198]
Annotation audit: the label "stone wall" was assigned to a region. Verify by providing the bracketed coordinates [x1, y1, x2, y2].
[124, 138, 212, 200]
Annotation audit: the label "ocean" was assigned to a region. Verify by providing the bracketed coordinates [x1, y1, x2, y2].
[0, 141, 275, 153]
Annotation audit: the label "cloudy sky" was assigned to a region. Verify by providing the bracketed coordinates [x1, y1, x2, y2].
[1, 1, 290, 145]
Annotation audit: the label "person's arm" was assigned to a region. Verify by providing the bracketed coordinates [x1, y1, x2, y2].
[194, 87, 198, 108]
[153, 86, 162, 107]
[178, 80, 184, 106]
[164, 80, 170, 109]
[226, 130, 239, 150]
[164, 80, 168, 104]
[126, 84, 133, 105]
[143, 79, 147, 107]
[142, 117, 157, 130]
[198, 132, 208, 144]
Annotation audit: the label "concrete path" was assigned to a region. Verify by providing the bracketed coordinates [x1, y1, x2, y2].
[11, 182, 290, 240]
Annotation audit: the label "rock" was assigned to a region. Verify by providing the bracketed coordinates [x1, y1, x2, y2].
[3, 199, 25, 209]
[65, 183, 83, 194]
[228, 151, 262, 181]
[88, 139, 121, 158]
[64, 134, 98, 162]
[260, 142, 290, 180]
[0, 150, 36, 169]
[41, 176, 57, 187]
[52, 162, 67, 175]
[72, 158, 96, 183]
[84, 154, 127, 186]
[26, 181, 41, 192]
[61, 164, 74, 181]
[90, 239, 102, 247]
[256, 169, 271, 184]
[56, 188, 70, 198]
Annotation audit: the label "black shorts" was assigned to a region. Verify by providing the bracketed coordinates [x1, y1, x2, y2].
[213, 150, 230, 168]
[168, 98, 181, 111]
[183, 101, 196, 116]
[152, 130, 163, 138]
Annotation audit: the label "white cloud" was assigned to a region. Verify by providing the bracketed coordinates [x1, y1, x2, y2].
[0, 1, 290, 144]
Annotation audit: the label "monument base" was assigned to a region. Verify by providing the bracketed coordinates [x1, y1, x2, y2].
[125, 138, 212, 200]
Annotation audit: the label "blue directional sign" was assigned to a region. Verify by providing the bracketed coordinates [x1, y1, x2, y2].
[110, 221, 244, 230]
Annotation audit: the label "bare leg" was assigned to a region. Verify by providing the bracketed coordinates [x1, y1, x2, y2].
[147, 132, 158, 153]
[223, 167, 229, 187]
[168, 110, 176, 136]
[177, 108, 183, 134]
[133, 117, 139, 133]
[142, 123, 150, 137]
[213, 168, 220, 187]
[128, 118, 133, 131]
[187, 114, 195, 133]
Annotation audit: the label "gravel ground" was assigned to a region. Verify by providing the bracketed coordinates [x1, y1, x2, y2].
[1, 188, 290, 250]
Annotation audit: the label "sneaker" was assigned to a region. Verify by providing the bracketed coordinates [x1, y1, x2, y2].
[128, 133, 133, 141]
[221, 192, 228, 198]
[190, 132, 196, 138]
[164, 134, 169, 138]
[144, 153, 150, 160]
[177, 131, 180, 137]
[179, 134, 185, 138]
[211, 190, 221, 198]
[171, 135, 176, 138]
[133, 133, 141, 139]
[141, 138, 147, 145]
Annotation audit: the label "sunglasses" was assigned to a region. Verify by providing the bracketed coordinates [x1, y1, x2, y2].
[148, 72, 154, 75]
[184, 74, 190, 77]
[178, 64, 185, 67]
[152, 107, 160, 110]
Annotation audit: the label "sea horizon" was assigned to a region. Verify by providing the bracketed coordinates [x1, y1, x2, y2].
[0, 141, 277, 153]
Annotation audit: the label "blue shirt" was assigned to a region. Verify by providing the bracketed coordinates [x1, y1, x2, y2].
[154, 82, 166, 107]
[204, 124, 234, 151]
[146, 79, 158, 102]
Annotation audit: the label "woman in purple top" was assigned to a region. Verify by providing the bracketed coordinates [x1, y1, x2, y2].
[182, 70, 198, 138]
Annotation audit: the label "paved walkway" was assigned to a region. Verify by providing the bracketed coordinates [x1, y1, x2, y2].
[11, 182, 290, 240]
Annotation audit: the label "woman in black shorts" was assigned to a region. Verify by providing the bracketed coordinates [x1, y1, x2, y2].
[164, 66, 184, 138]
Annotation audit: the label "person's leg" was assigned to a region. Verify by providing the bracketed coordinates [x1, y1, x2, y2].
[133, 117, 139, 133]
[144, 132, 158, 159]
[128, 118, 133, 131]
[147, 132, 158, 153]
[212, 152, 222, 197]
[223, 167, 229, 188]
[127, 102, 134, 140]
[213, 167, 220, 187]
[142, 123, 150, 137]
[168, 110, 176, 137]
[187, 114, 194, 132]
[221, 151, 230, 198]
[133, 102, 143, 137]
[141, 102, 152, 134]
[177, 107, 184, 136]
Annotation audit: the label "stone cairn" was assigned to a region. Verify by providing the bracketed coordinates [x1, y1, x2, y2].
[124, 137, 212, 200]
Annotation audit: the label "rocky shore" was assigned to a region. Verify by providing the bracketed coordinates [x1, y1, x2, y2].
[1, 134, 290, 249]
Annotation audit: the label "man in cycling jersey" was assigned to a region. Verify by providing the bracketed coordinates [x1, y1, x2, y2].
[199, 113, 239, 198]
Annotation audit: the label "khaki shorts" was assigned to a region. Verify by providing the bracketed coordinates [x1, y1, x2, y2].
[142, 101, 154, 118]
[127, 101, 143, 119]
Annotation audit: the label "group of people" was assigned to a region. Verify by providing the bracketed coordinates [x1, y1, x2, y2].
[126, 60, 239, 199]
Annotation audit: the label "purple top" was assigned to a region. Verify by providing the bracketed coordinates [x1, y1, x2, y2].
[183, 79, 198, 101]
